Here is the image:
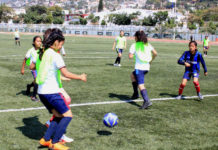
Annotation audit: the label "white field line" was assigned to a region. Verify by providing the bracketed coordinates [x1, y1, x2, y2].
[0, 94, 218, 113]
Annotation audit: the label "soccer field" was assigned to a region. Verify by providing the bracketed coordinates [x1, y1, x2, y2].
[0, 33, 218, 150]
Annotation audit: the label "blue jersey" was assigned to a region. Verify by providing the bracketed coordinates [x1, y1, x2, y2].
[178, 50, 207, 73]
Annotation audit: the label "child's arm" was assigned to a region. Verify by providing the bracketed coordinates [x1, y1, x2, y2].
[61, 75, 71, 81]
[150, 49, 157, 64]
[125, 39, 127, 50]
[199, 53, 208, 76]
[21, 58, 27, 75]
[29, 62, 36, 70]
[178, 52, 191, 67]
[60, 67, 87, 82]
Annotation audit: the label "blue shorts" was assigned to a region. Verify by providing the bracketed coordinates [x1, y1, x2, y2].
[31, 70, 37, 79]
[39, 93, 69, 114]
[204, 46, 209, 50]
[183, 72, 199, 80]
[133, 69, 148, 85]
[116, 49, 123, 54]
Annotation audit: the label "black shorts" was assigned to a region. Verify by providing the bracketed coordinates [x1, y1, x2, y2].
[15, 38, 19, 41]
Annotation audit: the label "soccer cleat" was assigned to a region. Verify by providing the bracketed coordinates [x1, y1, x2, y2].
[176, 95, 182, 100]
[197, 93, 204, 100]
[39, 138, 52, 147]
[49, 142, 70, 150]
[26, 84, 31, 95]
[31, 96, 39, 102]
[113, 63, 118, 66]
[140, 101, 152, 109]
[60, 134, 74, 143]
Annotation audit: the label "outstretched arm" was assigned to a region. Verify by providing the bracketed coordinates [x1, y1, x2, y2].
[60, 67, 87, 82]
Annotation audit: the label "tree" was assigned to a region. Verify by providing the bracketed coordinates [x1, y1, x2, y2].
[79, 17, 87, 25]
[208, 22, 216, 34]
[88, 14, 94, 20]
[154, 11, 168, 25]
[0, 4, 13, 23]
[188, 22, 197, 30]
[101, 20, 107, 25]
[142, 16, 157, 26]
[109, 14, 131, 25]
[98, 0, 104, 12]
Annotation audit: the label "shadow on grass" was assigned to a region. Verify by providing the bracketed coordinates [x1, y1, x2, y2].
[109, 93, 141, 108]
[16, 90, 33, 97]
[16, 116, 46, 140]
[97, 130, 112, 136]
[159, 93, 178, 97]
[105, 63, 114, 66]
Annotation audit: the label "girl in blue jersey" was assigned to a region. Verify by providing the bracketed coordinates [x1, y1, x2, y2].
[176, 41, 208, 100]
[21, 36, 42, 101]
[129, 30, 157, 109]
[37, 29, 87, 150]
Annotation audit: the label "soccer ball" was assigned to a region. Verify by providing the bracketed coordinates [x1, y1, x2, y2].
[103, 113, 118, 128]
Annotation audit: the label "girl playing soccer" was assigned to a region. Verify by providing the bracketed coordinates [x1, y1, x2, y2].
[176, 41, 207, 100]
[129, 30, 157, 109]
[113, 30, 127, 67]
[21, 36, 42, 101]
[30, 29, 73, 143]
[36, 29, 86, 150]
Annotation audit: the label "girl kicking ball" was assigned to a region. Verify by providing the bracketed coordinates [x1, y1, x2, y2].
[36, 29, 87, 150]
[176, 41, 207, 100]
[129, 30, 157, 109]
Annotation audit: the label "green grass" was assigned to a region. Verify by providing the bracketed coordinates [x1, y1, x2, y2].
[0, 34, 217, 150]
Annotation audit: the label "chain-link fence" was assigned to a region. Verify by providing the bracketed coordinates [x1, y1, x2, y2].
[0, 23, 217, 41]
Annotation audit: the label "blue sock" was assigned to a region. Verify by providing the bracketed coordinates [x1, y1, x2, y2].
[44, 117, 61, 141]
[52, 117, 72, 144]
[140, 89, 150, 103]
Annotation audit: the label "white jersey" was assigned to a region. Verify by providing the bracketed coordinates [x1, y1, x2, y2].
[38, 49, 65, 94]
[129, 43, 154, 71]
[25, 47, 38, 64]
[14, 31, 20, 38]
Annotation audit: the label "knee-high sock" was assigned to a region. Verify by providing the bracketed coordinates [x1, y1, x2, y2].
[140, 89, 150, 103]
[132, 82, 138, 96]
[52, 117, 72, 144]
[118, 57, 121, 64]
[44, 117, 61, 141]
[193, 81, 200, 93]
[33, 83, 38, 97]
[179, 84, 185, 95]
[115, 57, 119, 64]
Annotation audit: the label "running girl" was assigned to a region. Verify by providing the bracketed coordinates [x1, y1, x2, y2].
[21, 36, 42, 101]
[113, 30, 127, 67]
[176, 41, 207, 100]
[37, 29, 87, 150]
[129, 30, 157, 109]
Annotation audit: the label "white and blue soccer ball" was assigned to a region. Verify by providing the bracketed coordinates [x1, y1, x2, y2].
[103, 113, 118, 128]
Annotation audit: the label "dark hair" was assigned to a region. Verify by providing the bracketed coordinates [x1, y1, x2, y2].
[32, 36, 42, 47]
[189, 40, 197, 47]
[134, 30, 148, 44]
[39, 28, 64, 60]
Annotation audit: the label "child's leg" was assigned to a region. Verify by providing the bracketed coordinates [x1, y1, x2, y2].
[130, 73, 139, 98]
[193, 77, 200, 94]
[178, 79, 187, 95]
[118, 53, 122, 64]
